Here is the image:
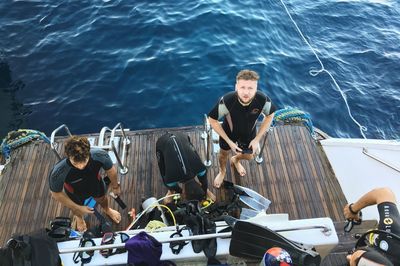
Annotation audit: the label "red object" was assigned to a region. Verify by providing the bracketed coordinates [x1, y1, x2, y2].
[129, 208, 136, 220]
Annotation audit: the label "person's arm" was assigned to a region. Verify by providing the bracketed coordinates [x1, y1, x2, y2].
[209, 117, 240, 154]
[50, 191, 94, 216]
[106, 165, 121, 196]
[343, 187, 397, 220]
[248, 112, 275, 154]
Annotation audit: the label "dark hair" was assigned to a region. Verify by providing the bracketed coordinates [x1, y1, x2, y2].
[183, 179, 206, 201]
[64, 136, 90, 163]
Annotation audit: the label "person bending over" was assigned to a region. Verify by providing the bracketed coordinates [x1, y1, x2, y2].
[344, 187, 399, 266]
[49, 136, 121, 232]
[208, 69, 276, 188]
[156, 132, 216, 203]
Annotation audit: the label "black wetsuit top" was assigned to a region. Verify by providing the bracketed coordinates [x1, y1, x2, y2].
[156, 132, 205, 185]
[208, 91, 276, 149]
[371, 202, 400, 264]
[48, 148, 113, 204]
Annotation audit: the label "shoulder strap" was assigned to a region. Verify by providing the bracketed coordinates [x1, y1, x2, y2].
[169, 226, 189, 254]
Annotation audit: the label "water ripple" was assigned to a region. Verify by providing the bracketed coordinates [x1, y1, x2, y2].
[0, 0, 399, 139]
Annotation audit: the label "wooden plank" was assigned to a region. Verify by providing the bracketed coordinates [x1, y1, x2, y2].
[14, 142, 41, 233]
[0, 124, 348, 251]
[16, 142, 44, 230]
[5, 144, 34, 239]
[281, 125, 311, 218]
[294, 126, 326, 218]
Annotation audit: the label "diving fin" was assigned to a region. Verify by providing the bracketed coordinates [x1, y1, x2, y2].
[239, 195, 267, 212]
[240, 207, 259, 219]
[229, 221, 321, 266]
[223, 181, 271, 211]
[235, 184, 271, 211]
[222, 180, 249, 196]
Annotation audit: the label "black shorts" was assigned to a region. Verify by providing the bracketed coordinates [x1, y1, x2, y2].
[219, 123, 256, 151]
[64, 179, 107, 205]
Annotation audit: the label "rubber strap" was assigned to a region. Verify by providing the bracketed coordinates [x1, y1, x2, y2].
[349, 203, 359, 215]
[169, 227, 189, 254]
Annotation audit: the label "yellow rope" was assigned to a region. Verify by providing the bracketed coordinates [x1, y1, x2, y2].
[145, 220, 167, 233]
[144, 203, 177, 233]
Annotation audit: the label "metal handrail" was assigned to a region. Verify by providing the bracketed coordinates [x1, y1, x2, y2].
[50, 124, 72, 160]
[59, 232, 232, 254]
[362, 148, 400, 173]
[255, 128, 271, 164]
[58, 223, 332, 254]
[95, 123, 130, 174]
[201, 114, 212, 167]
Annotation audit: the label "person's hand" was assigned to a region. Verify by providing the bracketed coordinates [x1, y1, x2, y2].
[228, 141, 241, 154]
[248, 139, 260, 155]
[111, 184, 121, 197]
[344, 204, 360, 221]
[74, 205, 94, 217]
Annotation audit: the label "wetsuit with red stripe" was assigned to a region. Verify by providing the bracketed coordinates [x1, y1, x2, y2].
[48, 148, 113, 204]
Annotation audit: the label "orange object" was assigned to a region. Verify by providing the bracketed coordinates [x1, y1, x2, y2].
[128, 208, 136, 220]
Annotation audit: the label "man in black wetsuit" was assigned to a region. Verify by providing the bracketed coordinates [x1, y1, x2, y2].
[156, 132, 215, 202]
[48, 136, 121, 232]
[208, 69, 276, 188]
[344, 187, 399, 266]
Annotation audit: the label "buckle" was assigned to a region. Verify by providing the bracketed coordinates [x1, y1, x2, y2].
[6, 238, 18, 249]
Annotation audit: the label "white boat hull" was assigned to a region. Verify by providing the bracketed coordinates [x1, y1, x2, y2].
[321, 138, 400, 220]
[58, 213, 338, 265]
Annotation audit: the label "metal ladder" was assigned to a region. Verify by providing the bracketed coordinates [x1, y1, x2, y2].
[50, 123, 130, 174]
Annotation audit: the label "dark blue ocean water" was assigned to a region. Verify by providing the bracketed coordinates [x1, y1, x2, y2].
[1, 0, 399, 140]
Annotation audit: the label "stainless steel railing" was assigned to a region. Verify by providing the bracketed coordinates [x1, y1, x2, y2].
[50, 123, 130, 174]
[50, 124, 72, 160]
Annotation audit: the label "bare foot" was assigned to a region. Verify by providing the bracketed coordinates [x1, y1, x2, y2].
[213, 172, 225, 188]
[105, 208, 121, 224]
[231, 157, 246, 176]
[75, 216, 87, 232]
[207, 189, 216, 202]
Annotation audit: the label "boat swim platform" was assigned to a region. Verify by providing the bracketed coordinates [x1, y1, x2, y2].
[0, 124, 360, 264]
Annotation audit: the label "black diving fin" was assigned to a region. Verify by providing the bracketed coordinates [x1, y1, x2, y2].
[229, 221, 321, 266]
[222, 180, 271, 212]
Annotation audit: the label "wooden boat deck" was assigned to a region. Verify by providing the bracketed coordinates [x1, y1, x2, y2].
[0, 124, 354, 264]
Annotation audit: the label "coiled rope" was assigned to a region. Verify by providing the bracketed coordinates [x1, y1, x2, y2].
[279, 0, 367, 138]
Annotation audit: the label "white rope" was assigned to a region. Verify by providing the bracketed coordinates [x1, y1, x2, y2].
[278, 0, 367, 139]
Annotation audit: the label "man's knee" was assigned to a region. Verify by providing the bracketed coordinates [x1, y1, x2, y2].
[234, 153, 253, 161]
[219, 149, 230, 157]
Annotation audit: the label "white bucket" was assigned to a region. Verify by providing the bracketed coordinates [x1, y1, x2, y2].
[142, 197, 158, 213]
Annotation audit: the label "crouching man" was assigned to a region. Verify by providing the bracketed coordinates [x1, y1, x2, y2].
[49, 136, 121, 232]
